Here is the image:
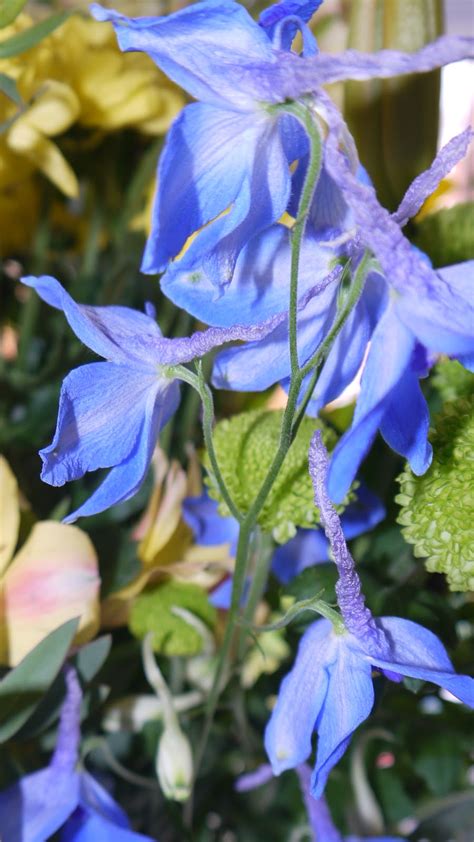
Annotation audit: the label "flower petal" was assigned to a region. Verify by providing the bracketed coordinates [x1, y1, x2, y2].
[327, 306, 415, 503]
[259, 1, 323, 50]
[0, 455, 20, 576]
[265, 619, 332, 774]
[312, 637, 374, 797]
[91, 1, 275, 110]
[182, 493, 239, 551]
[2, 521, 100, 666]
[271, 528, 331, 584]
[21, 275, 162, 366]
[367, 617, 474, 708]
[61, 810, 153, 842]
[0, 767, 79, 842]
[379, 363, 432, 475]
[64, 381, 180, 522]
[40, 363, 165, 486]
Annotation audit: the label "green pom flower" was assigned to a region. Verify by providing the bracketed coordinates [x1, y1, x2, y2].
[129, 581, 216, 656]
[396, 396, 474, 591]
[204, 409, 345, 543]
[432, 358, 474, 404]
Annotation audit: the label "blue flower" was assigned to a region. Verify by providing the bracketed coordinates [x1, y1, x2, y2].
[0, 666, 154, 842]
[24, 275, 287, 521]
[264, 433, 474, 796]
[91, 0, 320, 287]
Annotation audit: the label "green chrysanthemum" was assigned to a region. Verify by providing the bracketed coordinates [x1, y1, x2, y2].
[129, 581, 216, 656]
[396, 396, 474, 591]
[204, 409, 347, 543]
[432, 358, 474, 404]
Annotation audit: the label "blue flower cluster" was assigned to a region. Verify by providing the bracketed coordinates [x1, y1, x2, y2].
[8, 0, 474, 836]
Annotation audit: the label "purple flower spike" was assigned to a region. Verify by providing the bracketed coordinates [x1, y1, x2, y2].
[309, 431, 386, 650]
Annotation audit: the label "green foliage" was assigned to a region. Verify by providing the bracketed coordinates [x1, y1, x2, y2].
[204, 409, 343, 542]
[397, 396, 474, 591]
[129, 581, 217, 656]
[432, 357, 474, 404]
[413, 202, 474, 267]
[0, 10, 71, 58]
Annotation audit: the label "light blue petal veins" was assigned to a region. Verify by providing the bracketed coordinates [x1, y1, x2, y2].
[91, 1, 275, 110]
[395, 261, 474, 359]
[0, 768, 79, 842]
[182, 492, 239, 551]
[271, 528, 330, 583]
[379, 364, 432, 475]
[64, 381, 180, 522]
[40, 363, 165, 486]
[61, 811, 154, 842]
[265, 619, 333, 774]
[21, 275, 162, 366]
[327, 307, 416, 503]
[366, 617, 474, 709]
[162, 226, 334, 327]
[142, 105, 291, 283]
[311, 637, 374, 797]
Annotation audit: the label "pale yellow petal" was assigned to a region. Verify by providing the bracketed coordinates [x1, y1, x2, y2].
[7, 121, 79, 197]
[2, 521, 100, 666]
[24, 81, 80, 136]
[0, 455, 20, 575]
[138, 460, 189, 566]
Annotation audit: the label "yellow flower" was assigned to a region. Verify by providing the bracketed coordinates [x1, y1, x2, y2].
[0, 455, 101, 666]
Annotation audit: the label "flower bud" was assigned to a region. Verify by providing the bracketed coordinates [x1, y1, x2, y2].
[156, 720, 193, 802]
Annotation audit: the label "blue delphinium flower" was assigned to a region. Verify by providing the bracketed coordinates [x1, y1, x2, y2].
[264, 432, 474, 797]
[90, 0, 321, 288]
[23, 275, 290, 521]
[236, 762, 401, 841]
[0, 665, 154, 842]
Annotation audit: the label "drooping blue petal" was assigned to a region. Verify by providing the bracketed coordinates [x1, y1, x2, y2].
[91, 1, 275, 111]
[61, 809, 154, 842]
[367, 617, 474, 708]
[142, 104, 289, 277]
[327, 306, 416, 503]
[182, 492, 239, 552]
[161, 225, 335, 327]
[63, 380, 180, 523]
[379, 362, 432, 476]
[395, 261, 474, 359]
[265, 619, 332, 774]
[0, 768, 79, 842]
[40, 364, 166, 486]
[311, 637, 374, 797]
[21, 275, 162, 367]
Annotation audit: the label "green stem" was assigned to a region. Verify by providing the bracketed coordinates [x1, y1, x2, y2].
[237, 529, 275, 662]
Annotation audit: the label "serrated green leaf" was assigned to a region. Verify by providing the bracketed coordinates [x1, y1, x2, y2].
[204, 409, 348, 543]
[129, 582, 216, 657]
[0, 72, 21, 105]
[0, 618, 78, 743]
[396, 396, 474, 591]
[413, 202, 474, 268]
[0, 11, 70, 59]
[0, 0, 29, 29]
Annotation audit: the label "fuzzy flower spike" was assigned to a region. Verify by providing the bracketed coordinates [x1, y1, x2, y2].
[0, 664, 155, 841]
[265, 431, 474, 797]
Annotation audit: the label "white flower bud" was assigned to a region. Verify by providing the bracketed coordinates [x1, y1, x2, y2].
[156, 720, 193, 802]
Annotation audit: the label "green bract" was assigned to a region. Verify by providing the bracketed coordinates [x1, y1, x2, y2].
[396, 396, 474, 591]
[204, 409, 343, 543]
[129, 581, 217, 656]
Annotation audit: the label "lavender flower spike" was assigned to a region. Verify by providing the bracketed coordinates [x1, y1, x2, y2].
[265, 435, 474, 796]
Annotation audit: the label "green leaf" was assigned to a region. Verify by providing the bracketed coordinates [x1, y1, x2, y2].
[0, 0, 29, 29]
[0, 72, 22, 105]
[0, 618, 79, 743]
[413, 202, 474, 268]
[412, 791, 474, 841]
[0, 11, 70, 59]
[284, 563, 338, 605]
[396, 395, 474, 591]
[75, 635, 112, 683]
[414, 733, 463, 797]
[204, 409, 347, 543]
[129, 582, 216, 657]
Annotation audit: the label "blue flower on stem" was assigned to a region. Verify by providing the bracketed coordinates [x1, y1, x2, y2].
[0, 665, 155, 842]
[91, 0, 321, 287]
[264, 432, 474, 796]
[23, 275, 290, 521]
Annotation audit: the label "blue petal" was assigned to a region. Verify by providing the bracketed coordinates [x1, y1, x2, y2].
[271, 529, 330, 584]
[0, 768, 79, 842]
[265, 619, 332, 774]
[61, 810, 154, 842]
[396, 261, 474, 359]
[79, 772, 129, 827]
[259, 1, 323, 51]
[142, 105, 291, 284]
[340, 485, 386, 540]
[367, 617, 474, 708]
[379, 361, 432, 475]
[311, 637, 374, 797]
[21, 275, 162, 366]
[64, 381, 180, 522]
[40, 364, 168, 487]
[91, 1, 274, 110]
[182, 492, 239, 552]
[161, 225, 335, 327]
[327, 306, 416, 503]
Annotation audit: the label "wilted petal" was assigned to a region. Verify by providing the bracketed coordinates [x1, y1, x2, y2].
[265, 619, 332, 774]
[0, 455, 20, 575]
[2, 521, 100, 666]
